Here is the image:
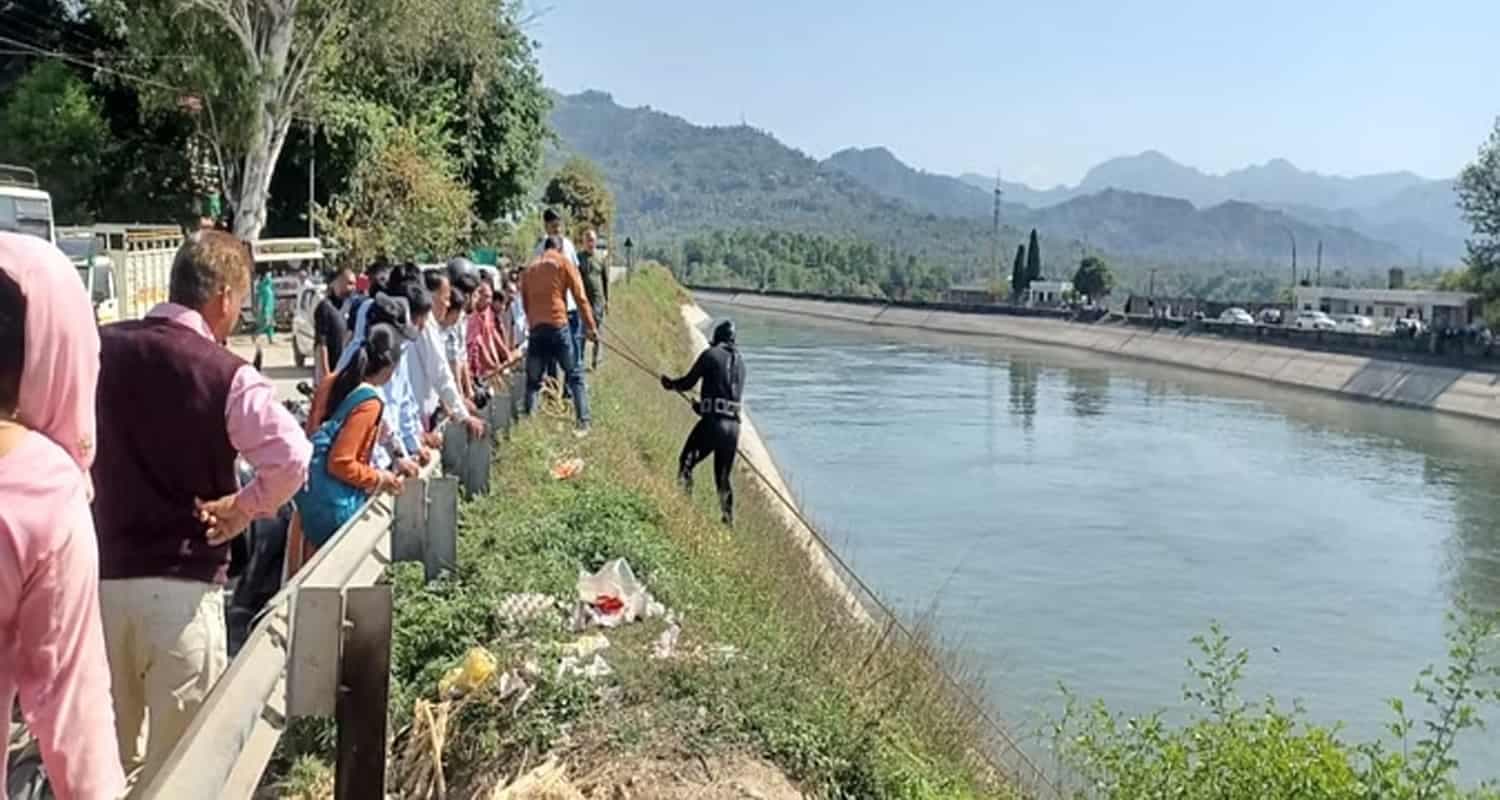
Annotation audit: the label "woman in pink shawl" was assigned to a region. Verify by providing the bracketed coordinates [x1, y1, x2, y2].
[0, 232, 125, 799]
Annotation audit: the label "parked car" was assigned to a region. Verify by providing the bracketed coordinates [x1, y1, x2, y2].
[1218, 307, 1255, 325]
[1293, 310, 1337, 331]
[1334, 314, 1376, 334]
[1384, 317, 1426, 336]
[291, 280, 325, 369]
[1257, 308, 1284, 325]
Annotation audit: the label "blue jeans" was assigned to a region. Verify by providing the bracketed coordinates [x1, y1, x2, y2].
[567, 309, 584, 363]
[525, 324, 589, 425]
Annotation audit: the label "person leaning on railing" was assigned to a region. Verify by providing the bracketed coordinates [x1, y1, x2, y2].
[286, 324, 408, 574]
[0, 233, 125, 800]
[90, 230, 311, 795]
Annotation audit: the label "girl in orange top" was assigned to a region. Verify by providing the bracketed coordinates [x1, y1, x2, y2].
[286, 324, 405, 576]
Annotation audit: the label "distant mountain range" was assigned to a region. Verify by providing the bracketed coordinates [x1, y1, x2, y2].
[942, 150, 1466, 262]
[548, 91, 1463, 287]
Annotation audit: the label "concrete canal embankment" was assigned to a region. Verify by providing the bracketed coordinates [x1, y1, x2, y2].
[696, 289, 1500, 425]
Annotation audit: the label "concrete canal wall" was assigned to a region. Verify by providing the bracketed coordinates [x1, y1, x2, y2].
[696, 289, 1500, 425]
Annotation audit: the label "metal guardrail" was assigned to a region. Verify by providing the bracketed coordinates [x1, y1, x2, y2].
[143, 368, 522, 798]
[139, 467, 458, 800]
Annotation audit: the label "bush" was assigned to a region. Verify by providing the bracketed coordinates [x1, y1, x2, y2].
[1052, 608, 1500, 799]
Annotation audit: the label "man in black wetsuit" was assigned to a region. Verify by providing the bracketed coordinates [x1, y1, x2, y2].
[661, 320, 746, 525]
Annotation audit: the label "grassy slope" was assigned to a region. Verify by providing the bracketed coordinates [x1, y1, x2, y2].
[278, 266, 1020, 799]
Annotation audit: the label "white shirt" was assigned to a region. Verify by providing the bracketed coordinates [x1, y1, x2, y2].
[410, 316, 469, 421]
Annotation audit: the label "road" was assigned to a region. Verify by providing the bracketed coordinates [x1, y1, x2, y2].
[226, 335, 309, 403]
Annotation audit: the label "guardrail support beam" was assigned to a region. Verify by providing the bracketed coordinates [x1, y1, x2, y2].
[424, 476, 459, 580]
[336, 585, 392, 800]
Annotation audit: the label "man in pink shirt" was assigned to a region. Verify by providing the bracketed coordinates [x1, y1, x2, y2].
[0, 233, 124, 799]
[91, 230, 311, 793]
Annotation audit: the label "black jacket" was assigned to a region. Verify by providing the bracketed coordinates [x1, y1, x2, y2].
[665, 343, 745, 404]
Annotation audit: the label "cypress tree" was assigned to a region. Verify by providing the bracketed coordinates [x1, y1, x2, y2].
[1011, 243, 1027, 297]
[1026, 229, 1043, 284]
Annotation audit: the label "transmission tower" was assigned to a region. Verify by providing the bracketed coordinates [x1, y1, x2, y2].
[992, 171, 1004, 294]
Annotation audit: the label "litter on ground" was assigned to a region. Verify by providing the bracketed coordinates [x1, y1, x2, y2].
[651, 623, 681, 660]
[556, 653, 613, 681]
[498, 592, 565, 627]
[438, 646, 498, 698]
[561, 633, 611, 659]
[573, 559, 665, 629]
[550, 457, 585, 480]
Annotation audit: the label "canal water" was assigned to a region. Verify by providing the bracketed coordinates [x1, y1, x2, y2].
[702, 303, 1500, 777]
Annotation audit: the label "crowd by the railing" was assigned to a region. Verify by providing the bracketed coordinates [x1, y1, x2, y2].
[0, 204, 608, 799]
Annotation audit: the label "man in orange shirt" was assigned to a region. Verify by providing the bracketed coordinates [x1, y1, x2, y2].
[519, 238, 596, 434]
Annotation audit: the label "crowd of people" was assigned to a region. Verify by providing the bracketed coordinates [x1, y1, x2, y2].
[0, 206, 608, 799]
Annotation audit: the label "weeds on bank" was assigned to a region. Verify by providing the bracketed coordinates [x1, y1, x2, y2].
[1051, 608, 1500, 799]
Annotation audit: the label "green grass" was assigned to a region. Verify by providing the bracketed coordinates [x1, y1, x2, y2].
[270, 265, 1022, 798]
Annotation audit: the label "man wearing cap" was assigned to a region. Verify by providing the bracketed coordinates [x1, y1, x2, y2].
[521, 238, 596, 433]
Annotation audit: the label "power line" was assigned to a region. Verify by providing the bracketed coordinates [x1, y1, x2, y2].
[0, 5, 114, 54]
[0, 31, 186, 95]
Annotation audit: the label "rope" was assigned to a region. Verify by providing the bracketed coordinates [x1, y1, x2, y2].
[598, 331, 1061, 797]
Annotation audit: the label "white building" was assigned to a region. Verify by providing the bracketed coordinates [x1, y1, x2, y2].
[1026, 279, 1073, 307]
[1292, 286, 1480, 328]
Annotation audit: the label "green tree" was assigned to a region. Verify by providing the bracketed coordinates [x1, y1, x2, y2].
[1026, 228, 1043, 284]
[542, 157, 616, 234]
[320, 120, 473, 266]
[1458, 116, 1500, 326]
[92, 0, 355, 239]
[0, 61, 108, 222]
[1011, 244, 1027, 296]
[1073, 255, 1116, 302]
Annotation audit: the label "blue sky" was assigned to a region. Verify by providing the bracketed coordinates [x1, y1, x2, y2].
[532, 0, 1500, 187]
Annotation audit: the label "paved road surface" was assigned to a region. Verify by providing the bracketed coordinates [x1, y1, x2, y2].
[226, 335, 309, 403]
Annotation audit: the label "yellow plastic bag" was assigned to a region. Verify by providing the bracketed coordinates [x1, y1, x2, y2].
[438, 646, 498, 697]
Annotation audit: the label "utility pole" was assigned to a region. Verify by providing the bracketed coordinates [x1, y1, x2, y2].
[1279, 225, 1298, 288]
[1315, 240, 1322, 286]
[992, 171, 1003, 298]
[307, 120, 317, 239]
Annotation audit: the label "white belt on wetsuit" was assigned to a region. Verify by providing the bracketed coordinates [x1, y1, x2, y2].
[696, 397, 741, 418]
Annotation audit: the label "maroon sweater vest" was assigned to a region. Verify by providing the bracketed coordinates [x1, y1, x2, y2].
[92, 317, 245, 585]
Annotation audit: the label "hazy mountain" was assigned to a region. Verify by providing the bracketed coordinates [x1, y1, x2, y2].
[549, 90, 1407, 277]
[823, 147, 1028, 219]
[967, 151, 1466, 261]
[958, 173, 1076, 208]
[546, 90, 1031, 279]
[823, 140, 1404, 268]
[1028, 190, 1402, 268]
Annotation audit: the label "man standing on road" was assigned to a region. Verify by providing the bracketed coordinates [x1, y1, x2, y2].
[521, 238, 596, 434]
[661, 320, 746, 526]
[91, 231, 312, 793]
[313, 265, 354, 386]
[577, 228, 609, 369]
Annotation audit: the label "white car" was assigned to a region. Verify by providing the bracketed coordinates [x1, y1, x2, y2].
[1335, 314, 1375, 334]
[1384, 317, 1426, 336]
[1293, 310, 1337, 331]
[291, 281, 324, 369]
[1218, 307, 1255, 325]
